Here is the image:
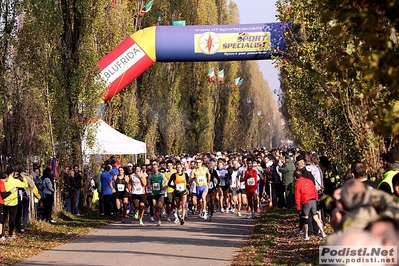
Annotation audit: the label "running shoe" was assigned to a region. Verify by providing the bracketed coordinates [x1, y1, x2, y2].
[295, 230, 303, 235]
[321, 233, 327, 238]
[139, 219, 144, 226]
[246, 213, 251, 219]
[174, 218, 179, 224]
[225, 208, 230, 214]
[157, 220, 161, 226]
[198, 213, 203, 219]
[302, 237, 310, 241]
[180, 218, 185, 225]
[237, 211, 242, 217]
[209, 215, 213, 222]
[150, 216, 155, 222]
[0, 236, 6, 241]
[167, 218, 172, 222]
[231, 208, 236, 214]
[134, 211, 139, 220]
[121, 218, 125, 224]
[253, 212, 259, 218]
[202, 211, 208, 220]
[220, 207, 225, 213]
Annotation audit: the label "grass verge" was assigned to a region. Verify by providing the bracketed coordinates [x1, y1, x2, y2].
[232, 208, 330, 266]
[0, 212, 111, 266]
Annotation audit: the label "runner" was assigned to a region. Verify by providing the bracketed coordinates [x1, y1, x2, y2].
[130, 164, 147, 226]
[111, 167, 130, 223]
[237, 158, 248, 217]
[207, 159, 220, 221]
[168, 161, 189, 225]
[148, 162, 168, 226]
[164, 160, 176, 222]
[191, 157, 210, 219]
[228, 159, 240, 214]
[217, 159, 230, 213]
[242, 158, 260, 219]
[145, 164, 155, 222]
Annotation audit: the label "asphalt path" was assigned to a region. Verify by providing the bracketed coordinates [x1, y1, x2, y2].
[15, 211, 255, 266]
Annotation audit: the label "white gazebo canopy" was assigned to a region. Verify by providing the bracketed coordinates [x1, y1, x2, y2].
[82, 119, 147, 155]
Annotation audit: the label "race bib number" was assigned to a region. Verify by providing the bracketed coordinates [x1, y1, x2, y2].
[209, 182, 214, 189]
[240, 181, 246, 189]
[219, 179, 226, 186]
[198, 176, 206, 185]
[152, 183, 160, 190]
[176, 184, 185, 191]
[146, 187, 152, 194]
[117, 184, 125, 192]
[134, 186, 143, 194]
[247, 178, 255, 186]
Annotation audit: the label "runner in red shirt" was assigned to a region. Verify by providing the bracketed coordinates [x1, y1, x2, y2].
[242, 158, 259, 219]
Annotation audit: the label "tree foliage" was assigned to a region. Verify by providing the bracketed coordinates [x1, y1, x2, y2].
[277, 0, 399, 174]
[0, 0, 282, 171]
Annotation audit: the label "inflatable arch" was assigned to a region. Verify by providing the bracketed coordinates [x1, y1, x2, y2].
[98, 22, 288, 101]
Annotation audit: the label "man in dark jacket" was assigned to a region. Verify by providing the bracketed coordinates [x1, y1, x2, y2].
[278, 155, 295, 209]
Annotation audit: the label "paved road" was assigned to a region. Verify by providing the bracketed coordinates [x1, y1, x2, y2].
[15, 212, 254, 266]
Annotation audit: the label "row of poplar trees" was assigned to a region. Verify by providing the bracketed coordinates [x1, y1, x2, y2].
[277, 0, 399, 176]
[0, 0, 282, 168]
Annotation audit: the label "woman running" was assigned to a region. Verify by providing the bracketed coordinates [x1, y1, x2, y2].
[168, 161, 189, 225]
[111, 167, 130, 223]
[130, 164, 147, 226]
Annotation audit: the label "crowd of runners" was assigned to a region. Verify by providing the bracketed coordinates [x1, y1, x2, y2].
[97, 149, 276, 227]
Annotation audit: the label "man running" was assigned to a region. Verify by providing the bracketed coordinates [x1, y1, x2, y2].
[228, 159, 240, 214]
[168, 161, 189, 225]
[191, 157, 210, 219]
[217, 159, 230, 213]
[242, 158, 260, 219]
[147, 162, 168, 226]
[207, 159, 220, 221]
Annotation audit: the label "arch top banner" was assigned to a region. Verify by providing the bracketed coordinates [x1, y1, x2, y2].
[98, 22, 287, 101]
[156, 22, 287, 62]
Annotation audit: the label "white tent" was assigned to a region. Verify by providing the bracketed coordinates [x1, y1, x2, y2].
[82, 120, 147, 155]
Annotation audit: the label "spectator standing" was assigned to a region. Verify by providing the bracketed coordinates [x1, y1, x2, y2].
[379, 150, 399, 194]
[278, 154, 295, 209]
[101, 165, 113, 216]
[0, 173, 17, 240]
[17, 167, 35, 232]
[41, 168, 55, 223]
[350, 162, 378, 189]
[4, 168, 28, 239]
[60, 166, 71, 213]
[73, 165, 83, 216]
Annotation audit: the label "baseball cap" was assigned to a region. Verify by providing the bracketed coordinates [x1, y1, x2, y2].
[127, 163, 133, 167]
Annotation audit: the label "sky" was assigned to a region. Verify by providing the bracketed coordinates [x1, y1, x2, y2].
[233, 0, 280, 102]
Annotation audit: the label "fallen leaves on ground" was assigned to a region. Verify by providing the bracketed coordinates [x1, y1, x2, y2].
[232, 206, 332, 266]
[0, 212, 111, 266]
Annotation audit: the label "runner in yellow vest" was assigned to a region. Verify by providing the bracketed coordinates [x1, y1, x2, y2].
[379, 150, 399, 194]
[190, 157, 210, 219]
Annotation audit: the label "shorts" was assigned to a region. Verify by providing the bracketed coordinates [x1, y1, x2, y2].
[174, 190, 188, 198]
[116, 192, 129, 199]
[196, 185, 208, 199]
[165, 193, 174, 204]
[231, 188, 238, 197]
[246, 189, 258, 199]
[301, 199, 318, 218]
[220, 186, 229, 192]
[238, 189, 246, 194]
[152, 194, 163, 201]
[0, 204, 3, 224]
[132, 194, 146, 203]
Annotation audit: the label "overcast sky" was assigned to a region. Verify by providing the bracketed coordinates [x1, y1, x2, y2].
[232, 0, 280, 102]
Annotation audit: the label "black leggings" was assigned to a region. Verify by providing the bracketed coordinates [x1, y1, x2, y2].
[42, 194, 54, 222]
[4, 205, 17, 236]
